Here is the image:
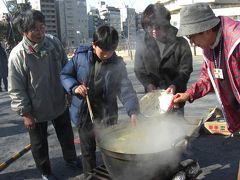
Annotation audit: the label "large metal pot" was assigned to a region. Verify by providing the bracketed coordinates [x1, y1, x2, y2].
[96, 120, 188, 180]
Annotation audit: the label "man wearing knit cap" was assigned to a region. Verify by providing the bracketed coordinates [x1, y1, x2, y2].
[173, 3, 240, 133]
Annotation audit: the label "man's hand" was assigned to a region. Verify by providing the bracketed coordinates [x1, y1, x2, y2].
[147, 84, 157, 92]
[173, 93, 190, 108]
[165, 84, 176, 94]
[74, 84, 88, 97]
[23, 113, 35, 130]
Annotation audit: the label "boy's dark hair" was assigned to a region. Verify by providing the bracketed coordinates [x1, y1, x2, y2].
[93, 25, 119, 51]
[13, 9, 45, 34]
[141, 3, 171, 30]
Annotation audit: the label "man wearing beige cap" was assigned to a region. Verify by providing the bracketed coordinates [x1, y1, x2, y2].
[173, 3, 240, 134]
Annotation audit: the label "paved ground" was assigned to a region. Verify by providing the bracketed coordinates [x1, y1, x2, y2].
[0, 55, 239, 180]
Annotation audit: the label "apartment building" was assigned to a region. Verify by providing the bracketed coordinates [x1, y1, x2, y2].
[121, 6, 137, 41]
[136, 13, 143, 32]
[88, 7, 103, 39]
[99, 2, 121, 35]
[56, 0, 88, 48]
[29, 0, 58, 37]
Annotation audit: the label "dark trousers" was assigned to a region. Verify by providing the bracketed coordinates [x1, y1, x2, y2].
[78, 114, 116, 177]
[0, 77, 7, 90]
[78, 119, 96, 177]
[28, 110, 77, 175]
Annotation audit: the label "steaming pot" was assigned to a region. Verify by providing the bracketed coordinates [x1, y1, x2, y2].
[96, 120, 188, 180]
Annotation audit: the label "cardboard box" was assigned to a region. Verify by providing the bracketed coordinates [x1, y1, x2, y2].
[203, 107, 232, 136]
[204, 119, 231, 136]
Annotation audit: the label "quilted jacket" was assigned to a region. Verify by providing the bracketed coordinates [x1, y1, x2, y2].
[60, 45, 139, 127]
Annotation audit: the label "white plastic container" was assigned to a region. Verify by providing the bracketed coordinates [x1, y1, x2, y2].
[158, 91, 174, 114]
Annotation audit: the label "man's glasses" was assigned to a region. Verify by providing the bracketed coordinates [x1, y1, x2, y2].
[147, 25, 165, 31]
[30, 25, 46, 33]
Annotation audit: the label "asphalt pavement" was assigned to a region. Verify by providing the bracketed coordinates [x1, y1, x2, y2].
[0, 54, 239, 180]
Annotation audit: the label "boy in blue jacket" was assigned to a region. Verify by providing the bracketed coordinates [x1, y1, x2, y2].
[60, 25, 139, 178]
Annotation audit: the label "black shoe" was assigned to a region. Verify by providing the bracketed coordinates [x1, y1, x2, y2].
[65, 158, 82, 170]
[41, 173, 58, 180]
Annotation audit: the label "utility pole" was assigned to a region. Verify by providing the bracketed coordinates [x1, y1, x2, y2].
[127, 15, 133, 60]
[127, 7, 136, 60]
[122, 0, 137, 60]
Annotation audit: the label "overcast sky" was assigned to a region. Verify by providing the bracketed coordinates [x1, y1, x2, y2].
[0, 0, 157, 15]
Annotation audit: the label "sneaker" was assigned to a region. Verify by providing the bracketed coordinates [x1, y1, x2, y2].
[41, 174, 58, 180]
[66, 158, 82, 170]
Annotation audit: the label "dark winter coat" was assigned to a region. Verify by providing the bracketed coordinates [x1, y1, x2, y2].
[0, 44, 8, 78]
[134, 26, 193, 95]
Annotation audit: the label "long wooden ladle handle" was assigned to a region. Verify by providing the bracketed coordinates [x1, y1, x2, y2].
[86, 94, 94, 123]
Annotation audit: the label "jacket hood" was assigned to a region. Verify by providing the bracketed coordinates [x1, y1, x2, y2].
[75, 45, 92, 54]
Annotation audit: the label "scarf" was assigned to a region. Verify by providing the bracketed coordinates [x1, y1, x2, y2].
[23, 36, 47, 58]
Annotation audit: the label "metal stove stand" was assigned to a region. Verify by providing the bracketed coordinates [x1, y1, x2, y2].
[87, 165, 112, 180]
[87, 159, 201, 180]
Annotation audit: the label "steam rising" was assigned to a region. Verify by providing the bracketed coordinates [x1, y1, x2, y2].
[97, 114, 191, 180]
[99, 115, 187, 154]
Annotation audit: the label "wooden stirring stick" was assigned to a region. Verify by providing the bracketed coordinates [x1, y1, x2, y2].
[86, 94, 94, 123]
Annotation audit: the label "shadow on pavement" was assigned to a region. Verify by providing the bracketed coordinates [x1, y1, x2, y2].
[0, 120, 25, 137]
[0, 156, 82, 180]
[184, 135, 240, 180]
[0, 168, 40, 180]
[0, 151, 104, 180]
[0, 99, 11, 106]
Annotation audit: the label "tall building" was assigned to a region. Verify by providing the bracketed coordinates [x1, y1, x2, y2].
[99, 2, 121, 35]
[121, 6, 137, 41]
[29, 0, 58, 37]
[56, 0, 88, 49]
[88, 7, 103, 39]
[136, 12, 143, 32]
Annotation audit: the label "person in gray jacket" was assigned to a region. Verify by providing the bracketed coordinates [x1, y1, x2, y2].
[8, 10, 80, 180]
[134, 3, 193, 115]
